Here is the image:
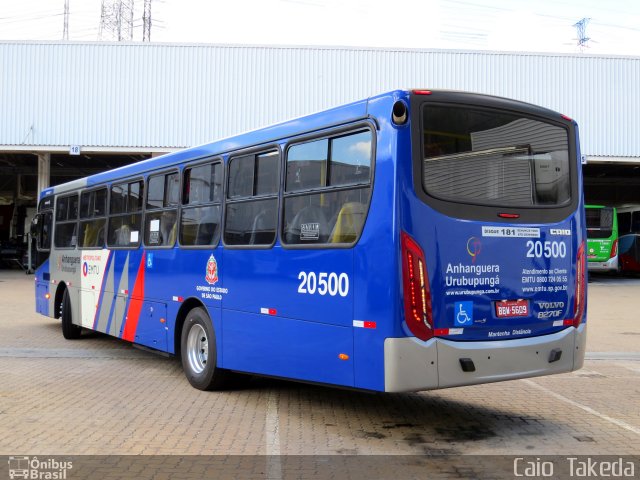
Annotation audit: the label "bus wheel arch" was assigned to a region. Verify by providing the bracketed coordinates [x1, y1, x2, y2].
[179, 303, 231, 390]
[174, 297, 208, 357]
[58, 284, 82, 339]
[54, 283, 67, 320]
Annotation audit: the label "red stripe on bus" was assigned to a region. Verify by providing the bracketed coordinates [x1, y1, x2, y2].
[122, 254, 146, 342]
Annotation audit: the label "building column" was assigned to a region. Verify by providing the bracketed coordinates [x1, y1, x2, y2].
[37, 152, 50, 196]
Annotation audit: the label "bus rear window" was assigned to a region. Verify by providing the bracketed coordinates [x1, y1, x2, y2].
[422, 105, 571, 208]
[586, 207, 614, 239]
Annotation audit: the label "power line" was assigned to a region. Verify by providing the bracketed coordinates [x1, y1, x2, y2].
[0, 12, 64, 26]
[0, 10, 62, 21]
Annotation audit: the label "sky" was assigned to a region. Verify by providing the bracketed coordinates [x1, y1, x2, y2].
[1, 0, 639, 55]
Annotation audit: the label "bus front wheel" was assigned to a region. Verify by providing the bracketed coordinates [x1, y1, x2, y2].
[60, 288, 82, 340]
[180, 307, 231, 390]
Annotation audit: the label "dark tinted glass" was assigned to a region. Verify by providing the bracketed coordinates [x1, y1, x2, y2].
[129, 181, 143, 212]
[422, 106, 571, 207]
[180, 205, 221, 246]
[329, 132, 372, 187]
[228, 155, 254, 198]
[255, 152, 279, 196]
[68, 195, 79, 219]
[283, 188, 370, 245]
[54, 222, 77, 248]
[80, 192, 92, 219]
[166, 173, 180, 206]
[79, 219, 106, 248]
[110, 185, 126, 214]
[618, 212, 631, 235]
[94, 189, 107, 216]
[145, 210, 178, 247]
[56, 197, 68, 221]
[147, 175, 165, 209]
[39, 212, 52, 250]
[184, 163, 222, 205]
[286, 139, 328, 192]
[224, 198, 277, 246]
[107, 213, 142, 247]
[631, 212, 640, 233]
[80, 189, 107, 219]
[586, 207, 613, 238]
[39, 196, 53, 212]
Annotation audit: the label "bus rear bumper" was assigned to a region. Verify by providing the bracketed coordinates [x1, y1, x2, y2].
[587, 256, 618, 272]
[384, 324, 587, 392]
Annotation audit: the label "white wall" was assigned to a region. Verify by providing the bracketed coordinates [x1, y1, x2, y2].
[1, 41, 638, 160]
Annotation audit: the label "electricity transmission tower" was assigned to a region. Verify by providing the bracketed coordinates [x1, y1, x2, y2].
[142, 0, 152, 42]
[573, 17, 591, 51]
[99, 0, 135, 41]
[63, 0, 69, 40]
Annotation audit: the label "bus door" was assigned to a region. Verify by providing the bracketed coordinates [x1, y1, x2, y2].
[33, 208, 53, 316]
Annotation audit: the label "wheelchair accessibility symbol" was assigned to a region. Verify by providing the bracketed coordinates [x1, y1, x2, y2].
[454, 301, 473, 326]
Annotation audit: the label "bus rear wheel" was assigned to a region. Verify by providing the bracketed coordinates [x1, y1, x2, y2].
[180, 307, 231, 390]
[60, 288, 82, 340]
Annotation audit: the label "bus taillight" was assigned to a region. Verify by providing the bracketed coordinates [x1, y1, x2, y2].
[571, 241, 586, 328]
[401, 232, 434, 341]
[610, 238, 618, 259]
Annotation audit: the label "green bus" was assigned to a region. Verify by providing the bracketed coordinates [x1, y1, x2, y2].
[585, 205, 618, 272]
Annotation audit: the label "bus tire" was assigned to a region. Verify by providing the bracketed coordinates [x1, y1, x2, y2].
[180, 307, 230, 390]
[60, 288, 82, 340]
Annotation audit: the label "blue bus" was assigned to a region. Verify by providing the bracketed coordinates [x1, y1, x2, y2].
[32, 89, 587, 392]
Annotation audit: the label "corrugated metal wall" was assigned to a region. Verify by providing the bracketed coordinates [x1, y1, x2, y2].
[1, 41, 639, 159]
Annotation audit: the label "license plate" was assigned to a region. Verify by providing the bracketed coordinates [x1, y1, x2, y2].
[495, 299, 529, 318]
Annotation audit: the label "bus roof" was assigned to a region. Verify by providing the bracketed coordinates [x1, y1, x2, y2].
[41, 88, 570, 198]
[41, 92, 380, 198]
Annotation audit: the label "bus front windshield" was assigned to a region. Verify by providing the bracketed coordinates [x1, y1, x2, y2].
[421, 105, 571, 208]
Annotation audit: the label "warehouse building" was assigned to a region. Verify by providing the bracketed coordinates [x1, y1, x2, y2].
[0, 41, 639, 257]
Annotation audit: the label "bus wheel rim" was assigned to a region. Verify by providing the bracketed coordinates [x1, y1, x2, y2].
[186, 323, 208, 374]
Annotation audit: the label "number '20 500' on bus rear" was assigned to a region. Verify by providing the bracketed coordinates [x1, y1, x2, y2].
[428, 222, 582, 342]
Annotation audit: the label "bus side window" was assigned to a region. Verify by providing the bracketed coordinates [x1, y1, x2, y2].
[632, 212, 640, 234]
[283, 130, 372, 246]
[224, 151, 279, 247]
[107, 180, 143, 248]
[180, 161, 223, 247]
[144, 172, 179, 248]
[618, 212, 631, 235]
[54, 193, 79, 249]
[78, 188, 107, 249]
[39, 211, 52, 251]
